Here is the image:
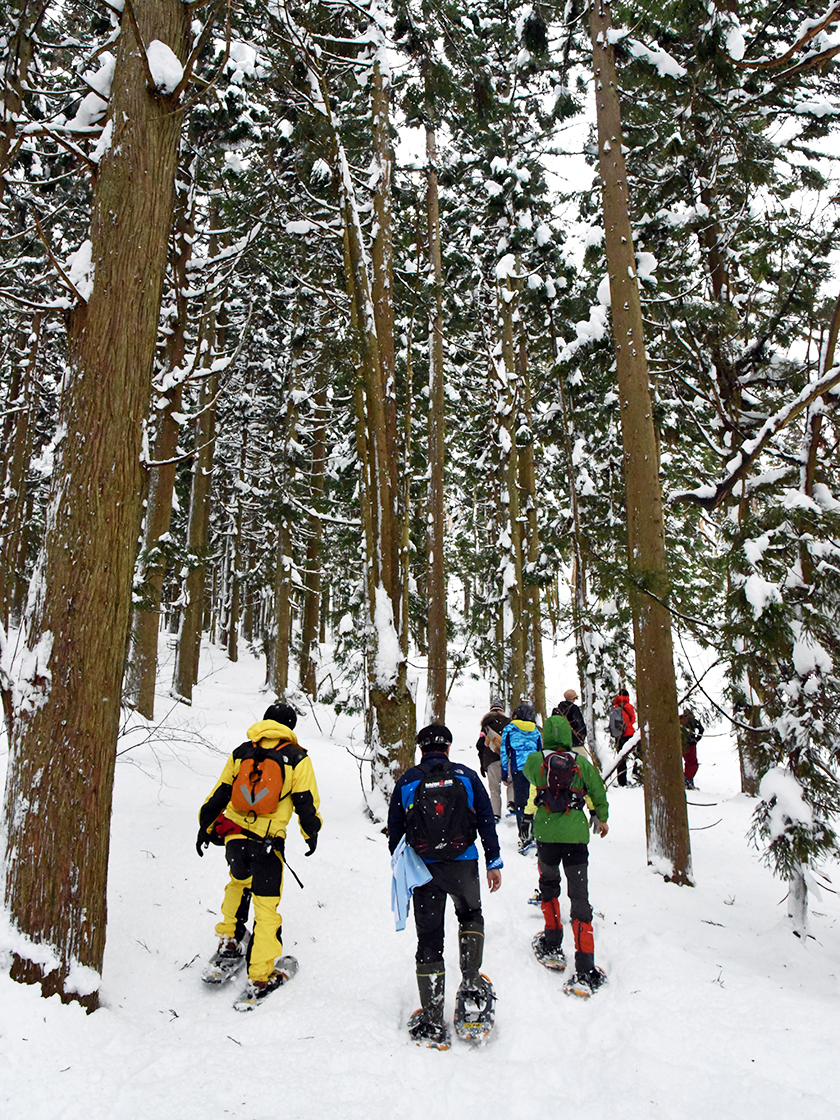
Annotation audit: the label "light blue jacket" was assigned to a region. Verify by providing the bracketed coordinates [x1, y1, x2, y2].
[500, 719, 542, 780]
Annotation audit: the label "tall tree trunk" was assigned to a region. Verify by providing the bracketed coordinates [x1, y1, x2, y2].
[171, 370, 217, 702]
[517, 333, 546, 719]
[270, 520, 293, 698]
[0, 313, 40, 630]
[497, 278, 526, 705]
[425, 124, 447, 723]
[550, 313, 603, 765]
[589, 0, 692, 883]
[3, 0, 190, 1007]
[276, 13, 415, 782]
[126, 177, 195, 717]
[0, 1, 44, 190]
[299, 375, 328, 697]
[171, 209, 229, 701]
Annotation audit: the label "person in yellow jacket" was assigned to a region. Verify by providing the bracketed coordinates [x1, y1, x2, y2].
[196, 705, 321, 1005]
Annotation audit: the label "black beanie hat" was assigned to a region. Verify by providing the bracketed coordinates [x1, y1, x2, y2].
[416, 723, 453, 751]
[513, 702, 537, 722]
[263, 702, 298, 729]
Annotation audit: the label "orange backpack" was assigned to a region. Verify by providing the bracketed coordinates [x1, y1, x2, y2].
[230, 745, 286, 818]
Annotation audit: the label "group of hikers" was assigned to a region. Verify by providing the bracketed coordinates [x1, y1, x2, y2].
[193, 686, 704, 1036]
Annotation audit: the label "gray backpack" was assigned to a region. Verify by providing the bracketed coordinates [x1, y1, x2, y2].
[608, 707, 625, 739]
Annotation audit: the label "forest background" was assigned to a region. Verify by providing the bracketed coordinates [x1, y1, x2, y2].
[1, 0, 840, 1011]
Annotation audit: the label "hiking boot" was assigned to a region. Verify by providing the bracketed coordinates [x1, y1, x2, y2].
[217, 937, 245, 959]
[564, 966, 607, 998]
[201, 936, 247, 984]
[233, 956, 299, 1009]
[456, 972, 494, 1013]
[532, 931, 567, 971]
[408, 1008, 451, 1049]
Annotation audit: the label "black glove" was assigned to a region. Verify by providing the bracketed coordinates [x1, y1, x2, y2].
[305, 834, 318, 857]
[196, 827, 212, 857]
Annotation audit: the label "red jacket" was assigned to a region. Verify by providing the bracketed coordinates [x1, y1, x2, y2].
[613, 696, 636, 737]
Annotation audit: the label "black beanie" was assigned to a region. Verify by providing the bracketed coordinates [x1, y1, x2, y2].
[263, 702, 298, 730]
[513, 702, 537, 722]
[416, 723, 453, 751]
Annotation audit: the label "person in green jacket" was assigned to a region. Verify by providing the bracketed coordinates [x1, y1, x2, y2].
[522, 714, 609, 997]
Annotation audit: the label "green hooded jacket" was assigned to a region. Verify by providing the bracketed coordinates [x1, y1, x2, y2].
[522, 715, 609, 844]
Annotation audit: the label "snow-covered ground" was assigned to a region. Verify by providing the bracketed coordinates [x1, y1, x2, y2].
[2, 638, 839, 1120]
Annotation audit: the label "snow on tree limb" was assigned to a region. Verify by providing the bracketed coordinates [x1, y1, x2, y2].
[672, 365, 840, 510]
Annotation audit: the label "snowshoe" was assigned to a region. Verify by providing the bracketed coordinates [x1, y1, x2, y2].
[563, 966, 607, 999]
[408, 1008, 451, 1050]
[453, 974, 496, 1042]
[233, 955, 298, 1012]
[201, 936, 248, 985]
[527, 890, 542, 906]
[518, 837, 536, 855]
[531, 932, 567, 972]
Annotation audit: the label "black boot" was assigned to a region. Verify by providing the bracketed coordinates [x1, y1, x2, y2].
[455, 924, 495, 1039]
[458, 924, 485, 986]
[409, 961, 449, 1047]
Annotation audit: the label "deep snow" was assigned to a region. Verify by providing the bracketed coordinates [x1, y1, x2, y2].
[2, 638, 839, 1120]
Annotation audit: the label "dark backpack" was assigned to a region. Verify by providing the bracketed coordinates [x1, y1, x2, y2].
[405, 760, 477, 860]
[536, 750, 586, 815]
[230, 745, 287, 820]
[608, 707, 625, 739]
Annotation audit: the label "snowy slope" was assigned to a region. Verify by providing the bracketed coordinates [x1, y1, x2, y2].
[2, 639, 840, 1120]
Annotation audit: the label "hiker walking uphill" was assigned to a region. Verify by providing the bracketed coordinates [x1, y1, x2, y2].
[475, 705, 510, 821]
[196, 713, 321, 1011]
[611, 689, 637, 787]
[523, 715, 610, 998]
[551, 689, 589, 759]
[388, 724, 503, 1049]
[500, 703, 542, 852]
[680, 710, 705, 790]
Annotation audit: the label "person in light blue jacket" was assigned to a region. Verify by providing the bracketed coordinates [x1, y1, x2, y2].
[500, 702, 542, 851]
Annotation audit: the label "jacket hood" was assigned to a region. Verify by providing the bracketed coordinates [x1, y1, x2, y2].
[542, 715, 573, 750]
[247, 719, 298, 746]
[511, 719, 537, 733]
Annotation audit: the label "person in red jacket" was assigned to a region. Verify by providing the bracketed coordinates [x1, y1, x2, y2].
[612, 690, 636, 787]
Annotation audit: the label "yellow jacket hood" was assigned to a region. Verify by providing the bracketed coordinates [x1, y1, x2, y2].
[246, 719, 298, 746]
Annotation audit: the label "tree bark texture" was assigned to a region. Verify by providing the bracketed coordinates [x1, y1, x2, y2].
[589, 0, 692, 883]
[0, 314, 40, 630]
[3, 0, 190, 1007]
[425, 125, 447, 724]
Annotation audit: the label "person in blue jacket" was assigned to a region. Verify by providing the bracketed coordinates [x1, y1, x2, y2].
[388, 723, 503, 1047]
[500, 702, 542, 851]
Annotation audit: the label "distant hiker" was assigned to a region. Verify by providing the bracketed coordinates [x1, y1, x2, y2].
[475, 704, 510, 820]
[523, 714, 610, 997]
[610, 689, 637, 787]
[551, 688, 589, 759]
[195, 710, 321, 1008]
[500, 702, 542, 852]
[388, 723, 503, 1048]
[680, 710, 704, 790]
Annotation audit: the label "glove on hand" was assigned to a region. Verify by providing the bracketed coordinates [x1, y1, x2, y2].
[196, 828, 212, 857]
[305, 834, 318, 857]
